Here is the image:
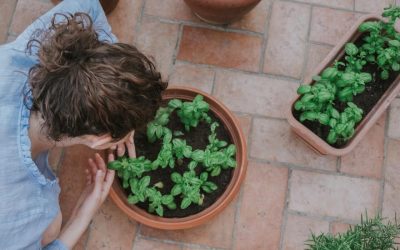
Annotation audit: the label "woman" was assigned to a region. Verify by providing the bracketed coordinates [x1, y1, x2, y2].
[0, 0, 167, 249]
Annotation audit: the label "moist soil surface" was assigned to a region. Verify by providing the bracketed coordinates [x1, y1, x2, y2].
[294, 34, 398, 148]
[123, 103, 234, 218]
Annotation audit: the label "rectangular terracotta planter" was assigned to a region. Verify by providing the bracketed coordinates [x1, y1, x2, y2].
[287, 14, 400, 156]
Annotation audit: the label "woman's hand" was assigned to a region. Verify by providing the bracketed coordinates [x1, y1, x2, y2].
[58, 152, 115, 249]
[112, 131, 136, 158]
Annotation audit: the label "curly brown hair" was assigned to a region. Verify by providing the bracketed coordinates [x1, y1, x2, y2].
[26, 12, 167, 141]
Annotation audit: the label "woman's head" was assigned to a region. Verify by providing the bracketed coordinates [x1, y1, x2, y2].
[27, 12, 167, 143]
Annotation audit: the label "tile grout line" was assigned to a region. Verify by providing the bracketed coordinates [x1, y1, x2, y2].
[353, 0, 356, 11]
[83, 221, 94, 250]
[176, 59, 302, 83]
[286, 209, 360, 225]
[281, 0, 367, 14]
[133, 0, 147, 45]
[210, 69, 217, 96]
[132, 223, 143, 250]
[299, 5, 314, 82]
[229, 186, 245, 250]
[143, 14, 264, 38]
[138, 234, 225, 250]
[249, 156, 383, 182]
[168, 23, 184, 80]
[54, 147, 65, 176]
[378, 110, 391, 214]
[258, 0, 274, 73]
[6, 0, 19, 37]
[229, 114, 253, 249]
[278, 168, 292, 250]
[336, 156, 342, 173]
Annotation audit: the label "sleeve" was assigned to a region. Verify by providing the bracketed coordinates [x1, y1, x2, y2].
[43, 239, 69, 250]
[12, 0, 117, 51]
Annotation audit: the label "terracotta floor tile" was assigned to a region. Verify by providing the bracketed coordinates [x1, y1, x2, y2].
[133, 238, 182, 250]
[9, 0, 54, 35]
[140, 197, 238, 249]
[177, 26, 262, 72]
[382, 139, 400, 217]
[213, 71, 298, 119]
[388, 99, 400, 139]
[330, 221, 351, 235]
[355, 0, 395, 13]
[250, 118, 337, 171]
[233, 161, 288, 250]
[264, 1, 310, 79]
[289, 170, 381, 220]
[235, 113, 252, 141]
[292, 0, 353, 10]
[86, 198, 138, 250]
[340, 113, 386, 179]
[169, 62, 215, 94]
[282, 214, 329, 250]
[58, 145, 99, 250]
[108, 0, 143, 44]
[144, 0, 197, 22]
[229, 0, 272, 33]
[0, 0, 17, 43]
[304, 43, 333, 80]
[310, 7, 360, 46]
[136, 17, 179, 79]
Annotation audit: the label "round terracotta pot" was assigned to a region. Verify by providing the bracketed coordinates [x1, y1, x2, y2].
[183, 0, 262, 24]
[109, 86, 248, 230]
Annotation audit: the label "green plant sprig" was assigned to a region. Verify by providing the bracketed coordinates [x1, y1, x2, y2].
[177, 95, 212, 131]
[306, 213, 400, 250]
[171, 171, 217, 209]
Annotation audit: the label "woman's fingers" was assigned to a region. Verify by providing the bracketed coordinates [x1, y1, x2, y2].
[94, 153, 107, 172]
[88, 158, 98, 182]
[116, 143, 125, 157]
[102, 169, 115, 200]
[93, 170, 105, 198]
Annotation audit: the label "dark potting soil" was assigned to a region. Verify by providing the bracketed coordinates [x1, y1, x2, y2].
[125, 105, 234, 218]
[293, 34, 398, 148]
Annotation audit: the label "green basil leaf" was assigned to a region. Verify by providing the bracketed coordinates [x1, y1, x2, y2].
[297, 85, 312, 94]
[171, 185, 182, 196]
[107, 161, 121, 170]
[211, 167, 221, 177]
[345, 43, 358, 56]
[327, 130, 337, 144]
[389, 40, 400, 47]
[161, 195, 174, 205]
[155, 205, 164, 217]
[171, 172, 182, 183]
[168, 99, 182, 109]
[181, 198, 192, 209]
[127, 195, 140, 204]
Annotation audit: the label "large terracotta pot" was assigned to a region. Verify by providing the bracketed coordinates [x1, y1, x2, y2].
[287, 14, 400, 156]
[183, 0, 261, 24]
[109, 86, 248, 229]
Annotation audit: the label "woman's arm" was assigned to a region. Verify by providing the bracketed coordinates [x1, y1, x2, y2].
[13, 0, 116, 52]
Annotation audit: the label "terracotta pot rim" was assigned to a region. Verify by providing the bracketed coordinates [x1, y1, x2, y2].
[287, 14, 400, 156]
[109, 86, 248, 229]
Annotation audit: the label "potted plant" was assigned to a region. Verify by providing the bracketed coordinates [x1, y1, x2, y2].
[183, 0, 261, 24]
[107, 87, 247, 229]
[306, 214, 400, 249]
[287, 6, 400, 156]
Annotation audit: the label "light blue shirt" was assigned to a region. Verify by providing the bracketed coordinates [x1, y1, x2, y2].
[0, 0, 116, 249]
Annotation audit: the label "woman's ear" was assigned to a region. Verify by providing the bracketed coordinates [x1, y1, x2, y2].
[84, 134, 114, 149]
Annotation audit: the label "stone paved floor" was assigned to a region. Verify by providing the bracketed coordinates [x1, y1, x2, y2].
[2, 0, 400, 249]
